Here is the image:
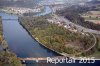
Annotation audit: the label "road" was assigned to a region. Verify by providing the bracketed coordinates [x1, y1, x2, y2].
[55, 15, 100, 34]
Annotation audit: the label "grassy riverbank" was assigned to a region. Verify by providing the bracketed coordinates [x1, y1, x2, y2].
[0, 17, 22, 66]
[19, 16, 95, 56]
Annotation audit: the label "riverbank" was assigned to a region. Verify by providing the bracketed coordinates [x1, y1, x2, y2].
[0, 16, 22, 66]
[18, 18, 63, 56]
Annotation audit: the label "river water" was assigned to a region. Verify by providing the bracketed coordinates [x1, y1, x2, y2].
[35, 6, 52, 16]
[0, 6, 61, 66]
[0, 4, 94, 66]
[0, 12, 60, 58]
[0, 5, 81, 66]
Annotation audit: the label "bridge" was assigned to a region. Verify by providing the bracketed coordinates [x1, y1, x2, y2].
[18, 56, 66, 63]
[19, 57, 47, 62]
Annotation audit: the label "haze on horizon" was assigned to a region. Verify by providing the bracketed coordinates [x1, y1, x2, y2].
[0, 0, 97, 8]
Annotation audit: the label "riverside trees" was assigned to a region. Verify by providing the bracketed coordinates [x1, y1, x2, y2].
[0, 17, 22, 66]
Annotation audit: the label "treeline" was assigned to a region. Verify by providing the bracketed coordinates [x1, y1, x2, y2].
[56, 5, 100, 30]
[0, 17, 22, 66]
[19, 16, 94, 55]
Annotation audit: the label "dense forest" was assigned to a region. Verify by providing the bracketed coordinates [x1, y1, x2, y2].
[56, 5, 100, 30]
[0, 17, 22, 66]
[19, 16, 94, 55]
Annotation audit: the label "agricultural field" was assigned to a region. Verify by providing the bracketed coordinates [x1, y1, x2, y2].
[81, 11, 100, 24]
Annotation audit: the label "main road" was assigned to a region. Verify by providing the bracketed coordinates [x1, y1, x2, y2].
[54, 14, 100, 34]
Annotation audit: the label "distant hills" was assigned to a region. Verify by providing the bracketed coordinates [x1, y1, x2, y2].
[87, 0, 100, 6]
[90, 0, 100, 4]
[0, 0, 42, 8]
[0, 0, 99, 8]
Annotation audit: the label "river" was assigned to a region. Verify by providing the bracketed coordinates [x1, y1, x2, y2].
[35, 6, 52, 16]
[0, 6, 61, 66]
[0, 13, 97, 66]
[0, 3, 97, 66]
[0, 12, 60, 58]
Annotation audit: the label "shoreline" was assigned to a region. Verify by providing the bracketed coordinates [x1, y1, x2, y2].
[18, 18, 63, 56]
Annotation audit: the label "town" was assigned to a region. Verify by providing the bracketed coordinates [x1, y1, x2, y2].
[1, 6, 44, 15]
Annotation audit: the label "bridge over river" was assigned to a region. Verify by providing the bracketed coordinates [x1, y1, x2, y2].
[19, 56, 64, 61]
[18, 56, 68, 64]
